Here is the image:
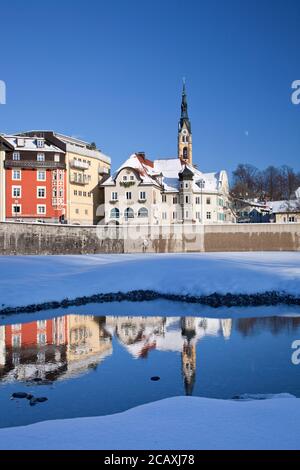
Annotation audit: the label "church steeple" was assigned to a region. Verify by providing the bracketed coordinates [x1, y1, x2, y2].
[178, 80, 193, 165]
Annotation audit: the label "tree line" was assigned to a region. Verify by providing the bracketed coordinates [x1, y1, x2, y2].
[230, 164, 300, 201]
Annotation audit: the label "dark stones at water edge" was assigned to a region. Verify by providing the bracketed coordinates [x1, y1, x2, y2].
[11, 393, 48, 406]
[1, 290, 300, 316]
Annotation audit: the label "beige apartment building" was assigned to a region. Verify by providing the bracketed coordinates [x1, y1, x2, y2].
[18, 131, 111, 225]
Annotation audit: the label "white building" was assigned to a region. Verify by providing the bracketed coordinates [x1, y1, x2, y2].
[101, 84, 233, 225]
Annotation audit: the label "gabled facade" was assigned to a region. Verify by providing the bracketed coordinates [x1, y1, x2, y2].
[101, 84, 232, 225]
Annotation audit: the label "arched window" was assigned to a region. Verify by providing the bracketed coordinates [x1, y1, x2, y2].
[110, 208, 120, 219]
[138, 207, 148, 218]
[124, 207, 134, 220]
[183, 147, 188, 159]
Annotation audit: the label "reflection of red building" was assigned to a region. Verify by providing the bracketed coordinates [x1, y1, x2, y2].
[0, 135, 66, 222]
[2, 317, 69, 383]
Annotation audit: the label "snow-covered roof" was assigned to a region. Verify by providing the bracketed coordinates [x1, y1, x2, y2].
[102, 153, 161, 187]
[268, 200, 300, 213]
[2, 135, 64, 153]
[102, 153, 227, 193]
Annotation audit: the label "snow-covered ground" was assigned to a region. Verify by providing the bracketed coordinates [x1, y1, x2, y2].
[0, 395, 299, 450]
[1, 252, 300, 308]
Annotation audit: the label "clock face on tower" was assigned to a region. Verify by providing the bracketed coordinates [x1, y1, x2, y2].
[182, 129, 188, 136]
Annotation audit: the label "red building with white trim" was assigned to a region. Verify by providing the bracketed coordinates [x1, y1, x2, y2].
[0, 135, 66, 222]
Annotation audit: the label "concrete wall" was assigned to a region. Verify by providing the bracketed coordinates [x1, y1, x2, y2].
[0, 222, 300, 255]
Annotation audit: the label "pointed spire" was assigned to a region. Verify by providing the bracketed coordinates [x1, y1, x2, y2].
[179, 79, 191, 133]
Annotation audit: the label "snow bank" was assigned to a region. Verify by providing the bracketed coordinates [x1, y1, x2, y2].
[1, 252, 300, 308]
[0, 395, 299, 450]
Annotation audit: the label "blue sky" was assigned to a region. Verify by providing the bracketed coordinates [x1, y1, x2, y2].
[0, 0, 300, 173]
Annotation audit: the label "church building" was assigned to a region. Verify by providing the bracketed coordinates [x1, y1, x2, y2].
[101, 83, 233, 225]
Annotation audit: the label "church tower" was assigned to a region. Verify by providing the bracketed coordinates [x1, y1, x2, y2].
[178, 80, 193, 165]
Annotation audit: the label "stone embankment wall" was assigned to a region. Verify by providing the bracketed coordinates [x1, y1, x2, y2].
[0, 222, 299, 255]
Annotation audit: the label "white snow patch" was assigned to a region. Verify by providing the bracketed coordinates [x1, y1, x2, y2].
[0, 396, 300, 450]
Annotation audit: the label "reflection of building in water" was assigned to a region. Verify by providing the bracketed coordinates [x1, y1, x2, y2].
[105, 316, 165, 358]
[65, 315, 112, 377]
[0, 326, 5, 370]
[221, 319, 232, 339]
[181, 317, 196, 395]
[0, 315, 112, 383]
[106, 315, 232, 396]
[0, 314, 233, 392]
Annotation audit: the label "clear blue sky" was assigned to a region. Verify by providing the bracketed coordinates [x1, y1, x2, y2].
[0, 0, 300, 174]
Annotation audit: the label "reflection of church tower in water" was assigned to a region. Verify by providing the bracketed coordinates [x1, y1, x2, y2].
[181, 317, 196, 396]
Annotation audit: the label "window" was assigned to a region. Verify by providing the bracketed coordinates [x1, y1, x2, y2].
[126, 192, 132, 200]
[37, 153, 45, 162]
[37, 333, 47, 345]
[111, 192, 118, 201]
[130, 175, 135, 181]
[185, 211, 189, 218]
[123, 175, 128, 181]
[75, 209, 79, 214]
[185, 196, 189, 204]
[85, 209, 88, 215]
[12, 186, 21, 198]
[54, 154, 60, 162]
[162, 194, 167, 203]
[288, 216, 296, 223]
[138, 207, 148, 218]
[37, 205, 46, 214]
[185, 183, 189, 188]
[183, 147, 188, 159]
[53, 172, 57, 181]
[162, 212, 167, 220]
[37, 320, 46, 329]
[12, 323, 21, 331]
[59, 172, 63, 181]
[196, 212, 201, 220]
[110, 208, 120, 219]
[206, 197, 211, 205]
[37, 187, 46, 198]
[13, 152, 20, 161]
[36, 139, 44, 148]
[139, 191, 146, 200]
[12, 169, 21, 180]
[88, 192, 91, 197]
[173, 197, 178, 204]
[37, 170, 46, 181]
[12, 204, 21, 215]
[172, 211, 177, 219]
[59, 188, 63, 197]
[124, 207, 134, 219]
[78, 191, 82, 196]
[53, 188, 57, 197]
[206, 211, 211, 220]
[12, 335, 21, 348]
[74, 190, 78, 196]
[195, 197, 200, 204]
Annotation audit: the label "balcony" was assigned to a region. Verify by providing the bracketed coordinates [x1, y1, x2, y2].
[5, 160, 66, 170]
[70, 159, 89, 170]
[69, 174, 89, 185]
[99, 166, 110, 175]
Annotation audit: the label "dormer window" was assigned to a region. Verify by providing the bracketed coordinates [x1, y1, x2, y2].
[130, 175, 134, 181]
[123, 175, 128, 181]
[37, 139, 44, 148]
[13, 152, 20, 161]
[37, 153, 45, 162]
